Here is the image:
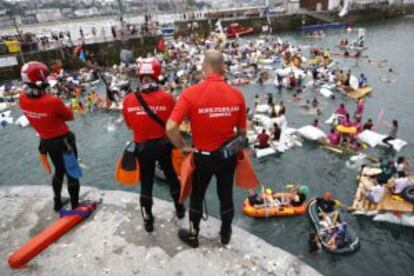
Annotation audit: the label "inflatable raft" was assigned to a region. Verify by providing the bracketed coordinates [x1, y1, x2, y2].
[339, 85, 373, 100]
[242, 193, 307, 218]
[350, 172, 414, 227]
[357, 130, 407, 152]
[308, 199, 360, 254]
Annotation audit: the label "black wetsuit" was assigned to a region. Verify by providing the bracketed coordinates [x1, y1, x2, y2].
[39, 131, 80, 209]
[136, 139, 181, 216]
[190, 153, 237, 235]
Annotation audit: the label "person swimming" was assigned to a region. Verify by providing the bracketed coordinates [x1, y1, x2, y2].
[312, 119, 319, 128]
[312, 97, 319, 108]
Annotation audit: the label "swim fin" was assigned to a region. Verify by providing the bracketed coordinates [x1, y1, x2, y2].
[179, 152, 195, 204]
[115, 142, 140, 186]
[171, 148, 185, 177]
[39, 153, 51, 175]
[63, 151, 83, 179]
[235, 149, 259, 190]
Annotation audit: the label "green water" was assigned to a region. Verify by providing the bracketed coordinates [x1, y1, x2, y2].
[1, 18, 414, 276]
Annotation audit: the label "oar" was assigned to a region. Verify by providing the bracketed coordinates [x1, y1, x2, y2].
[373, 108, 384, 132]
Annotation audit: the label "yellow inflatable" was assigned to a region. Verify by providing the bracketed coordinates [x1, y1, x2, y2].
[242, 193, 307, 218]
[336, 125, 357, 134]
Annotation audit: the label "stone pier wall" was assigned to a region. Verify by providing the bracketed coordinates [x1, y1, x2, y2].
[0, 36, 159, 83]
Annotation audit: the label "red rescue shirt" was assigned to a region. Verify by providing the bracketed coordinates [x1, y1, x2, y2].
[123, 89, 175, 143]
[169, 73, 247, 152]
[19, 92, 73, 140]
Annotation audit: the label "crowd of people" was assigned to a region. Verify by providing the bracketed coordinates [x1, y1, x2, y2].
[2, 22, 410, 259]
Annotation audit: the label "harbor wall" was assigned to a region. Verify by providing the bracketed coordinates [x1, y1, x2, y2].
[0, 36, 158, 83]
[1, 4, 413, 83]
[174, 5, 414, 37]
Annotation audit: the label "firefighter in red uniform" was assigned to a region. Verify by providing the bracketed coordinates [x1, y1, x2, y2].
[122, 57, 185, 232]
[19, 61, 80, 211]
[166, 50, 247, 247]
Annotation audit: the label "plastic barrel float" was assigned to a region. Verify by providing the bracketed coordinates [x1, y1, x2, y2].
[8, 201, 99, 269]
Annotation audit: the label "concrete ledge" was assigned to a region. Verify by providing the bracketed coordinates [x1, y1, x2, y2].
[0, 186, 320, 276]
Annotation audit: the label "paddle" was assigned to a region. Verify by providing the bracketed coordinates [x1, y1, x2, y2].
[373, 108, 384, 132]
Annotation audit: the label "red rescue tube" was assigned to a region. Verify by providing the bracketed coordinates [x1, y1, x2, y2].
[8, 202, 97, 269]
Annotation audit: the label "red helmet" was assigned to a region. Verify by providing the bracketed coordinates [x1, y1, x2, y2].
[323, 192, 333, 200]
[137, 58, 162, 81]
[21, 61, 49, 86]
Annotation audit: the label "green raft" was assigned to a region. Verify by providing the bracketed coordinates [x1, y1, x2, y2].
[308, 199, 360, 254]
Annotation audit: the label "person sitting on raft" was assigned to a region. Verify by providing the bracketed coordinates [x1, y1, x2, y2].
[389, 171, 411, 195]
[344, 71, 351, 86]
[273, 123, 281, 141]
[358, 73, 368, 88]
[326, 128, 340, 146]
[366, 183, 386, 207]
[395, 156, 409, 175]
[269, 106, 278, 118]
[335, 103, 348, 117]
[317, 192, 339, 222]
[363, 118, 373, 130]
[352, 116, 363, 134]
[262, 188, 275, 206]
[290, 185, 309, 207]
[340, 113, 352, 127]
[248, 189, 264, 206]
[256, 129, 271, 149]
[278, 101, 286, 116]
[288, 74, 297, 90]
[327, 224, 350, 251]
[349, 137, 362, 151]
[382, 120, 399, 148]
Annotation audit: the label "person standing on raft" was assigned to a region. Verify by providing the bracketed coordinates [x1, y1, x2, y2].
[166, 50, 247, 248]
[122, 57, 185, 233]
[19, 61, 80, 212]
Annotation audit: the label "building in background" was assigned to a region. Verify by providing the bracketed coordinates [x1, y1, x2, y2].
[300, 0, 341, 11]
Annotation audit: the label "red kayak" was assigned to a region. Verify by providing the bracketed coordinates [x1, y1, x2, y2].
[226, 23, 254, 39]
